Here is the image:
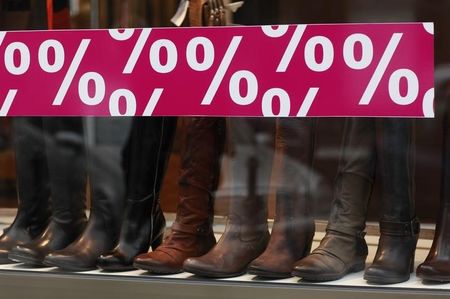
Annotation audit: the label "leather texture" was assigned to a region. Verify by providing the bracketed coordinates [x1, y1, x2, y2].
[292, 118, 376, 281]
[248, 119, 316, 278]
[98, 118, 176, 271]
[417, 113, 450, 282]
[0, 118, 51, 264]
[364, 119, 419, 284]
[9, 118, 88, 266]
[133, 118, 225, 274]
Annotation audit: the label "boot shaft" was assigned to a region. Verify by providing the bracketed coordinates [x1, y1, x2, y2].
[378, 119, 416, 222]
[43, 117, 87, 225]
[122, 117, 177, 201]
[174, 117, 225, 228]
[274, 118, 316, 217]
[12, 118, 51, 234]
[328, 118, 376, 234]
[426, 112, 450, 259]
[179, 117, 225, 193]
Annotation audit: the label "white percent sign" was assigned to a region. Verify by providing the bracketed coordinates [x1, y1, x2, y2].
[262, 25, 425, 110]
[109, 28, 179, 74]
[228, 69, 319, 117]
[0, 37, 91, 104]
[77, 71, 164, 116]
[0, 32, 90, 112]
[110, 28, 245, 110]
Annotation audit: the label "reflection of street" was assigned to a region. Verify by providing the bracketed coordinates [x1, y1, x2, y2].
[216, 118, 275, 200]
[215, 118, 331, 219]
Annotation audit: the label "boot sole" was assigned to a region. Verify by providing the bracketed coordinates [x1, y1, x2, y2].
[98, 264, 136, 272]
[8, 252, 43, 266]
[133, 261, 183, 275]
[43, 259, 97, 272]
[0, 254, 16, 264]
[292, 261, 366, 282]
[247, 268, 292, 279]
[183, 264, 247, 278]
[363, 273, 410, 284]
[417, 273, 450, 283]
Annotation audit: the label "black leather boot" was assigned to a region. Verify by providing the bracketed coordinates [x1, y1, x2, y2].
[292, 118, 376, 281]
[0, 118, 51, 263]
[364, 119, 418, 284]
[98, 117, 177, 271]
[43, 120, 125, 271]
[248, 119, 316, 278]
[417, 112, 450, 281]
[9, 118, 88, 265]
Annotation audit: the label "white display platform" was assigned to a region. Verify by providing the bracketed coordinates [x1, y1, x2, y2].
[0, 211, 448, 298]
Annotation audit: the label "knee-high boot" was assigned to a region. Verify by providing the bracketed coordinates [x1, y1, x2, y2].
[183, 118, 272, 278]
[133, 118, 225, 274]
[44, 120, 125, 271]
[364, 119, 418, 284]
[0, 118, 51, 263]
[416, 113, 450, 282]
[292, 118, 376, 281]
[248, 118, 316, 278]
[98, 117, 177, 271]
[9, 118, 88, 265]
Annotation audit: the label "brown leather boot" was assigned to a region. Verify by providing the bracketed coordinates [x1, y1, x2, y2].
[183, 118, 272, 278]
[417, 112, 450, 282]
[248, 119, 316, 278]
[133, 118, 225, 274]
[292, 118, 376, 281]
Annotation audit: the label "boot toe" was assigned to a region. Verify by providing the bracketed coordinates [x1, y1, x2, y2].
[417, 261, 450, 282]
[133, 251, 182, 274]
[8, 246, 42, 265]
[98, 252, 134, 271]
[248, 258, 292, 278]
[292, 254, 345, 281]
[364, 263, 409, 284]
[183, 257, 218, 276]
[44, 253, 95, 271]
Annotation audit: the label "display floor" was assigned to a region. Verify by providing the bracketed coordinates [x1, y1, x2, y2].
[0, 210, 449, 299]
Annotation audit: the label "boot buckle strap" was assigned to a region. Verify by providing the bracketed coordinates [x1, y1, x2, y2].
[379, 219, 420, 236]
[171, 222, 211, 236]
[326, 224, 366, 239]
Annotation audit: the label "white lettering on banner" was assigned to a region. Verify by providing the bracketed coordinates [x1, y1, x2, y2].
[186, 37, 215, 71]
[343, 34, 373, 70]
[0, 90, 17, 116]
[53, 39, 91, 105]
[359, 33, 403, 105]
[201, 36, 243, 105]
[4, 42, 30, 75]
[0, 24, 434, 117]
[38, 40, 65, 73]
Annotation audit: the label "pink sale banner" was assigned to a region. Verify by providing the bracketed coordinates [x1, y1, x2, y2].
[0, 23, 434, 117]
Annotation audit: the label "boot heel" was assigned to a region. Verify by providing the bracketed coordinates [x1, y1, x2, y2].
[410, 252, 415, 273]
[151, 230, 164, 251]
[301, 233, 314, 258]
